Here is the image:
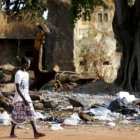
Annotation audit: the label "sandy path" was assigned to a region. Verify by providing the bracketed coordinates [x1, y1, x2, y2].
[0, 125, 140, 140]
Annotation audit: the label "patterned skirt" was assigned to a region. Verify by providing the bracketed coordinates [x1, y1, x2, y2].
[12, 101, 35, 124]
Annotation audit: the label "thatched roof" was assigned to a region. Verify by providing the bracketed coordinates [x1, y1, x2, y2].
[0, 12, 45, 39]
[0, 23, 40, 39]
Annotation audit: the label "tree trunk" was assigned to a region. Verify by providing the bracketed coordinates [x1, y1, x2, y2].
[30, 33, 56, 90]
[113, 0, 140, 91]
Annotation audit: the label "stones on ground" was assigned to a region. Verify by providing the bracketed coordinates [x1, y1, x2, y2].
[30, 93, 44, 101]
[0, 91, 13, 112]
[68, 97, 84, 108]
[33, 103, 44, 110]
[44, 100, 58, 108]
[7, 95, 13, 101]
[78, 111, 93, 123]
[0, 64, 15, 71]
[0, 83, 15, 92]
[0, 92, 4, 100]
[1, 74, 12, 83]
[33, 100, 40, 104]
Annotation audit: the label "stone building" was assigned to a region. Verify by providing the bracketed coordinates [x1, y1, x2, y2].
[46, 0, 121, 83]
[73, 1, 122, 83]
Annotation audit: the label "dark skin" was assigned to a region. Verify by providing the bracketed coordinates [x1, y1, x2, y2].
[10, 60, 45, 138]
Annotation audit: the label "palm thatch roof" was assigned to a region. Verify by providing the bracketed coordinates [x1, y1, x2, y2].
[0, 12, 42, 39]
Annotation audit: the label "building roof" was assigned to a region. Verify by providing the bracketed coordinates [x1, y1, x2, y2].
[0, 22, 40, 39]
[0, 12, 49, 39]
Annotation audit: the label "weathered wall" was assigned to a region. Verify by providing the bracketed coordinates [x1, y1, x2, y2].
[0, 39, 34, 66]
[46, 0, 122, 83]
[73, 3, 122, 83]
[46, 0, 74, 71]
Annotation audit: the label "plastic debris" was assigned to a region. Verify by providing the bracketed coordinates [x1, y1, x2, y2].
[119, 120, 130, 124]
[0, 119, 4, 124]
[108, 122, 115, 127]
[103, 100, 111, 108]
[122, 95, 136, 105]
[89, 107, 111, 116]
[0, 111, 11, 125]
[63, 112, 81, 126]
[88, 107, 121, 121]
[63, 118, 79, 126]
[50, 124, 63, 131]
[57, 119, 65, 123]
[116, 91, 130, 100]
[18, 125, 25, 129]
[116, 91, 136, 105]
[34, 112, 46, 120]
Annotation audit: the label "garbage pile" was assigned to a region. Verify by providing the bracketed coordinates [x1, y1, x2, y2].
[0, 91, 140, 130]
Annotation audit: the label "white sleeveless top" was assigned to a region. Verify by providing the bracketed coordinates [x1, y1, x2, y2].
[12, 70, 32, 104]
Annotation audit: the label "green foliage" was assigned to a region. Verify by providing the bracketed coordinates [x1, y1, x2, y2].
[70, 0, 107, 27]
[0, 0, 107, 26]
[40, 81, 52, 90]
[0, 0, 47, 23]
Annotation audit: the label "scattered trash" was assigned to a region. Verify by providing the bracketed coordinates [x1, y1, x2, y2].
[103, 100, 111, 108]
[50, 124, 63, 131]
[18, 125, 25, 129]
[0, 111, 11, 125]
[119, 120, 130, 124]
[116, 91, 130, 100]
[35, 112, 46, 120]
[63, 112, 81, 126]
[0, 90, 140, 128]
[57, 119, 65, 123]
[122, 95, 136, 105]
[108, 122, 116, 127]
[0, 119, 3, 124]
[63, 118, 79, 126]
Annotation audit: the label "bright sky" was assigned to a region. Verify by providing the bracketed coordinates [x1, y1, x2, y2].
[43, 10, 48, 20]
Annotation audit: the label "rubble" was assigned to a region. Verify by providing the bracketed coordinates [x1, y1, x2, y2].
[68, 97, 84, 108]
[1, 65, 140, 130]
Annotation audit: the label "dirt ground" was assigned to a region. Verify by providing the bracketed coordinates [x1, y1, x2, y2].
[0, 124, 140, 140]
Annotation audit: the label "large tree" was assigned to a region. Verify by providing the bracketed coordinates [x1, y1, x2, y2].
[0, 0, 47, 22]
[71, 0, 140, 92]
[112, 0, 139, 91]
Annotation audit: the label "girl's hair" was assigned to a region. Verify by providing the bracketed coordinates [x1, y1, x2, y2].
[21, 56, 30, 64]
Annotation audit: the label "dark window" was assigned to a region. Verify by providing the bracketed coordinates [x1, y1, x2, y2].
[104, 13, 108, 22]
[98, 13, 102, 22]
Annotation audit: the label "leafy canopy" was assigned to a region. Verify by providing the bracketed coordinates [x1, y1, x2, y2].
[0, 0, 107, 25]
[71, 0, 107, 26]
[0, 0, 47, 22]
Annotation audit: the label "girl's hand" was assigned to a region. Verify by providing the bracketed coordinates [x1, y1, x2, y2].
[24, 100, 29, 106]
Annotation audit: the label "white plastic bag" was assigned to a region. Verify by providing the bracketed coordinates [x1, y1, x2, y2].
[0, 111, 11, 125]
[50, 124, 63, 131]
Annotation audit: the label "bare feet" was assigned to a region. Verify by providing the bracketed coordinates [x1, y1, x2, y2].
[10, 134, 17, 138]
[34, 133, 46, 139]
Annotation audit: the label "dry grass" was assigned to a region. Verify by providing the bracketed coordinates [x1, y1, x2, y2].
[0, 12, 38, 39]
